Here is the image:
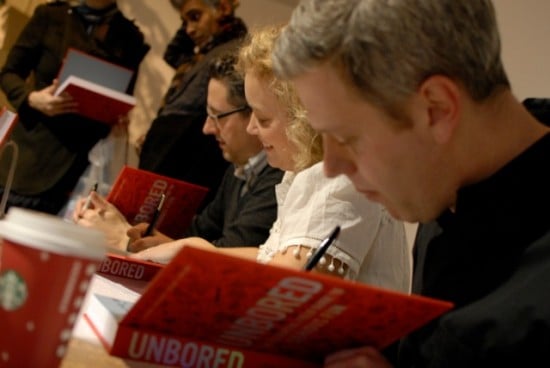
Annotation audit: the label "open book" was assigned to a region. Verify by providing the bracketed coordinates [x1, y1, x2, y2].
[107, 166, 209, 239]
[85, 246, 454, 367]
[54, 48, 135, 125]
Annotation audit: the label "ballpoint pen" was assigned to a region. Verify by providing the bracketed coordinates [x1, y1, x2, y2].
[303, 225, 341, 271]
[143, 193, 166, 237]
[79, 182, 98, 217]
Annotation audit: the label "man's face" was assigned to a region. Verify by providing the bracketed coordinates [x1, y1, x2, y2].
[292, 63, 449, 222]
[203, 78, 262, 166]
[180, 0, 223, 48]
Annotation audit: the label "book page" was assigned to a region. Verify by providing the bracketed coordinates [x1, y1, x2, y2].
[57, 48, 133, 93]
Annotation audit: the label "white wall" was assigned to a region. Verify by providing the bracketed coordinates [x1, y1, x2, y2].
[495, 0, 550, 100]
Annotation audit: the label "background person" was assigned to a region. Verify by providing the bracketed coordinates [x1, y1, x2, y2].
[136, 0, 247, 208]
[0, 0, 149, 214]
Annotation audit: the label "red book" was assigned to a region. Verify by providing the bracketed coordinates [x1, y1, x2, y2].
[84, 247, 454, 367]
[54, 48, 135, 125]
[0, 106, 18, 146]
[96, 252, 164, 282]
[55, 76, 135, 125]
[106, 166, 209, 239]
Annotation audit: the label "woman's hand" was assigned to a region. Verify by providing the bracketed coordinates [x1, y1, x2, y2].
[28, 80, 78, 116]
[130, 237, 216, 264]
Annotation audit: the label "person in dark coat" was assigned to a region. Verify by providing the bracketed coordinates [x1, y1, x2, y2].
[0, 0, 149, 214]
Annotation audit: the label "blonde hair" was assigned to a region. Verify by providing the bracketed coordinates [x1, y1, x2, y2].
[237, 25, 323, 172]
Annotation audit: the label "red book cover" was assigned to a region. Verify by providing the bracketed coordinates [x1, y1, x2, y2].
[0, 106, 18, 146]
[55, 48, 135, 125]
[106, 166, 209, 239]
[97, 252, 164, 282]
[85, 247, 454, 367]
[55, 75, 135, 125]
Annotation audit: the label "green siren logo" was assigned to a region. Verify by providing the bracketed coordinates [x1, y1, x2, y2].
[0, 270, 28, 311]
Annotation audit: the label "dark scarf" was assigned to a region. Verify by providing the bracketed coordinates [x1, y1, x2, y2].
[73, 2, 119, 34]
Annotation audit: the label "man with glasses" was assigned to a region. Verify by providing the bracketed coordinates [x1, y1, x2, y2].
[76, 53, 283, 251]
[137, 0, 248, 209]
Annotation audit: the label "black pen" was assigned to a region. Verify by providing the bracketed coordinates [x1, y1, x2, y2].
[303, 225, 341, 271]
[143, 193, 166, 237]
[79, 182, 98, 217]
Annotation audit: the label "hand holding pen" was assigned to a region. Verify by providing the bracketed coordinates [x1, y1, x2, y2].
[126, 193, 166, 252]
[78, 182, 98, 218]
[304, 226, 341, 271]
[144, 193, 166, 237]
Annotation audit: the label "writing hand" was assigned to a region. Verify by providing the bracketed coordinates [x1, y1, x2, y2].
[74, 192, 131, 251]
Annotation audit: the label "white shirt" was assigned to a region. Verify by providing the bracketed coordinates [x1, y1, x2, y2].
[257, 162, 411, 293]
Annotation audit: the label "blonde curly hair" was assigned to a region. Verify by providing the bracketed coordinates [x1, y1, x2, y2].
[237, 25, 323, 172]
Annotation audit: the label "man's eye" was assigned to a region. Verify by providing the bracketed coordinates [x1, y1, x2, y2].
[188, 11, 202, 22]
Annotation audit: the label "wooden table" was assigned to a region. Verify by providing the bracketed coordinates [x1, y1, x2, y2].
[61, 338, 129, 368]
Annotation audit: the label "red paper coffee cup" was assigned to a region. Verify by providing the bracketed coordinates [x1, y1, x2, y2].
[0, 207, 105, 368]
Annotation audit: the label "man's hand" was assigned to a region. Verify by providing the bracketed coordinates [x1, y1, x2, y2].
[74, 192, 131, 251]
[126, 223, 174, 252]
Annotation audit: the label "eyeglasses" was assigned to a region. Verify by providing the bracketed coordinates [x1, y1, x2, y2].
[206, 105, 249, 129]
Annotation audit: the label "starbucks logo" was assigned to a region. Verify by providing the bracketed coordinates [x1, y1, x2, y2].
[0, 270, 28, 311]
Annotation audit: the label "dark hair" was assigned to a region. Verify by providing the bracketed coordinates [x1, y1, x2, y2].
[209, 52, 248, 109]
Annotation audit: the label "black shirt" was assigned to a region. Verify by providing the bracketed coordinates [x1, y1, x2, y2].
[399, 133, 550, 367]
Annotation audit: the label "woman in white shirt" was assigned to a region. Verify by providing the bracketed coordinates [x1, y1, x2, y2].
[133, 25, 411, 292]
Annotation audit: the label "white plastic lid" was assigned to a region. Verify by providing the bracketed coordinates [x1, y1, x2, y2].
[0, 207, 105, 260]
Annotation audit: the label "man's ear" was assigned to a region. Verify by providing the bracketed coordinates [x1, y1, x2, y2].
[418, 75, 461, 144]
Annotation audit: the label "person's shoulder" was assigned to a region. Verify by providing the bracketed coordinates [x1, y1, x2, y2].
[44, 0, 68, 6]
[36, 0, 70, 13]
[42, 0, 70, 10]
[111, 11, 143, 34]
[296, 161, 349, 187]
[31, 1, 70, 21]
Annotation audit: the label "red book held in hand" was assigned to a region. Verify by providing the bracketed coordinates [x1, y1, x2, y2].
[106, 166, 209, 239]
[85, 246, 454, 367]
[55, 48, 135, 125]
